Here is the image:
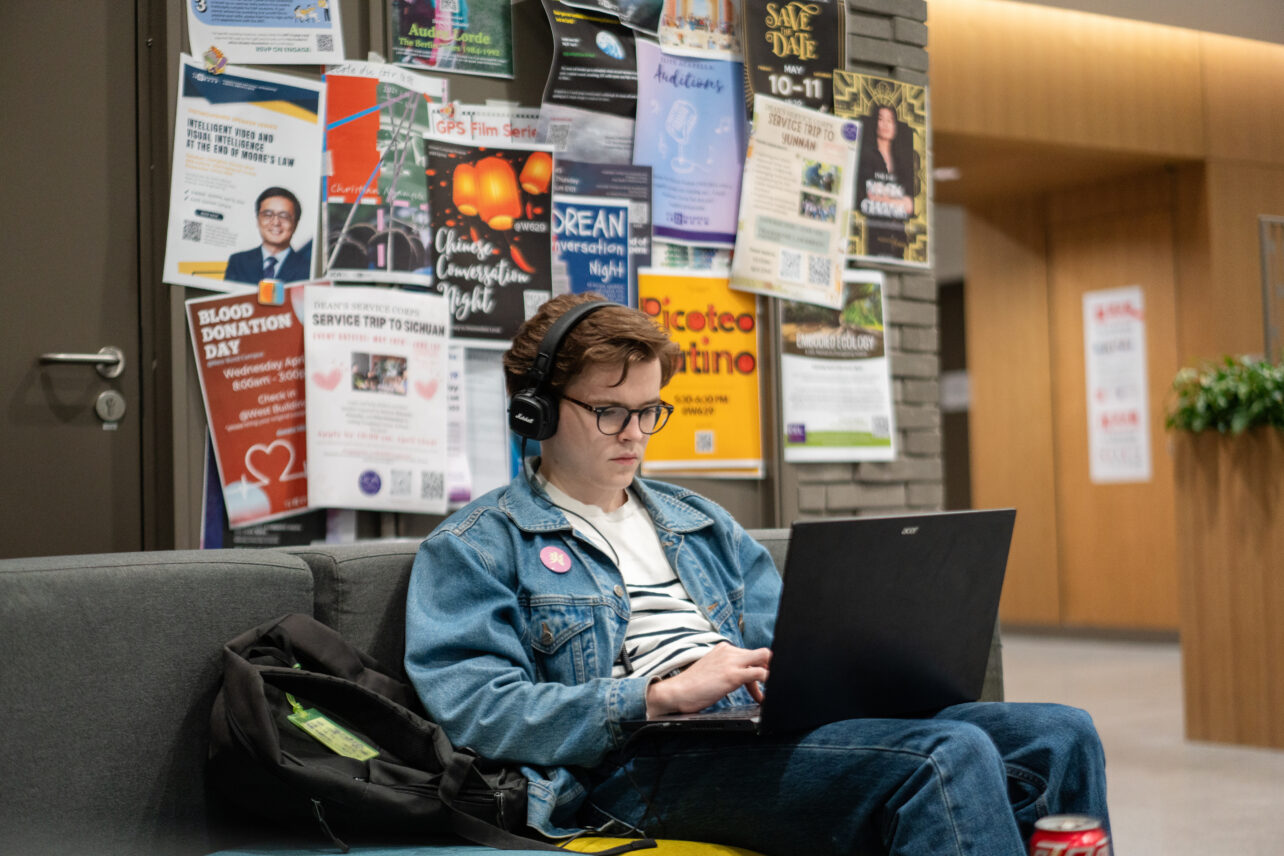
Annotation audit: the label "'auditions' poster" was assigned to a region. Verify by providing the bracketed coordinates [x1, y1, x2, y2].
[426, 138, 555, 345]
[186, 285, 313, 527]
[779, 269, 896, 462]
[833, 70, 929, 268]
[304, 286, 451, 514]
[638, 269, 763, 478]
[164, 55, 324, 293]
[633, 39, 747, 247]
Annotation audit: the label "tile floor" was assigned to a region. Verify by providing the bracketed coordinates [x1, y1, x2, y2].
[1001, 632, 1284, 856]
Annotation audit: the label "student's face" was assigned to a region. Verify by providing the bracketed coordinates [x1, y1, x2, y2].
[257, 195, 298, 250]
[539, 358, 663, 511]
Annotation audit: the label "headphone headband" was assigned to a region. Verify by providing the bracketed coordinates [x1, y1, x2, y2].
[508, 300, 611, 440]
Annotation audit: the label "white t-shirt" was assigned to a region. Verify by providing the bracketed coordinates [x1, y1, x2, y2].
[538, 477, 724, 680]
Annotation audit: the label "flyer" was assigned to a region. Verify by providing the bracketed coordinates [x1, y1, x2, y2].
[634, 39, 747, 247]
[558, 0, 663, 34]
[201, 437, 328, 548]
[186, 285, 313, 527]
[426, 101, 541, 145]
[833, 70, 929, 268]
[322, 62, 448, 286]
[537, 0, 639, 164]
[658, 0, 743, 60]
[426, 138, 555, 346]
[303, 286, 451, 514]
[1083, 286, 1152, 484]
[553, 159, 652, 306]
[638, 269, 763, 478]
[779, 270, 896, 462]
[552, 196, 632, 305]
[186, 0, 345, 66]
[740, 0, 843, 115]
[390, 0, 515, 78]
[445, 346, 473, 507]
[463, 348, 515, 494]
[729, 95, 858, 309]
[164, 56, 325, 294]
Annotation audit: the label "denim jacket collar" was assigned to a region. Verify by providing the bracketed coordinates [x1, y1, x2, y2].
[497, 458, 715, 536]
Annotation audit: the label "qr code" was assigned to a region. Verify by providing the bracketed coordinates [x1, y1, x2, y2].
[871, 415, 890, 439]
[316, 35, 334, 52]
[182, 220, 202, 242]
[523, 290, 551, 321]
[807, 254, 832, 287]
[778, 249, 802, 283]
[546, 121, 572, 152]
[390, 469, 412, 497]
[421, 471, 444, 501]
[694, 430, 715, 454]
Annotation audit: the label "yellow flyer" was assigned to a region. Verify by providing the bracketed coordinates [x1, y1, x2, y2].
[638, 269, 764, 478]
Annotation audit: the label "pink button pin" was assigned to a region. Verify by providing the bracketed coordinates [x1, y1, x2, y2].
[540, 546, 572, 573]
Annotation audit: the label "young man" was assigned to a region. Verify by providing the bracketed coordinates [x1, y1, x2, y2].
[405, 293, 1109, 855]
[224, 186, 313, 286]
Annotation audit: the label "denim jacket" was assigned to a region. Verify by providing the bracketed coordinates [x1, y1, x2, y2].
[404, 468, 782, 836]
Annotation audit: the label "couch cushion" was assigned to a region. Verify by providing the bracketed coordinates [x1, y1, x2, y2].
[286, 541, 421, 679]
[0, 550, 313, 856]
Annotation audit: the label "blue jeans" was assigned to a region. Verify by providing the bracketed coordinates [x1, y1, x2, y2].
[579, 702, 1109, 856]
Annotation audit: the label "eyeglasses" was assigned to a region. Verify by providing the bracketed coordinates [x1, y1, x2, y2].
[562, 395, 674, 436]
[257, 210, 296, 224]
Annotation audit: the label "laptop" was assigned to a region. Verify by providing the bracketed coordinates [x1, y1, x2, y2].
[624, 509, 1016, 735]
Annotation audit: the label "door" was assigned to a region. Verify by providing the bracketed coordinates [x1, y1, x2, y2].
[0, 1, 146, 558]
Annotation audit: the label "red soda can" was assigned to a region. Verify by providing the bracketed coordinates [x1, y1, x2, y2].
[1029, 815, 1112, 856]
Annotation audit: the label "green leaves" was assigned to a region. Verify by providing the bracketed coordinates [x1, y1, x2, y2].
[1166, 355, 1284, 434]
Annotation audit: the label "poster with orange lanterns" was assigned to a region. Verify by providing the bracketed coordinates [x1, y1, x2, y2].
[638, 269, 764, 478]
[427, 138, 556, 345]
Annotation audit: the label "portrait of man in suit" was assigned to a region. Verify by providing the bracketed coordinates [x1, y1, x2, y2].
[224, 187, 313, 285]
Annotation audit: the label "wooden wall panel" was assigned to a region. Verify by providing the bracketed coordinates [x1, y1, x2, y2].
[965, 197, 1061, 625]
[1200, 34, 1284, 166]
[1046, 181, 1181, 630]
[929, 0, 1204, 157]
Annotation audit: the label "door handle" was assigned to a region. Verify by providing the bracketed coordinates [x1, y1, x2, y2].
[39, 345, 126, 379]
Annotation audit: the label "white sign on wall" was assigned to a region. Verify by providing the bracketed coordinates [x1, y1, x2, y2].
[1082, 285, 1152, 484]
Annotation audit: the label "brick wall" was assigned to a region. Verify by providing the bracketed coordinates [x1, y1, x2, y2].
[783, 0, 942, 521]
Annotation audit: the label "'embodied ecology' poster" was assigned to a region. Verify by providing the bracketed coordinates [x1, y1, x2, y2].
[833, 70, 928, 268]
[779, 269, 895, 462]
[164, 55, 324, 293]
[304, 286, 451, 514]
[186, 285, 314, 527]
[187, 0, 345, 65]
[639, 269, 763, 478]
[390, 0, 515, 78]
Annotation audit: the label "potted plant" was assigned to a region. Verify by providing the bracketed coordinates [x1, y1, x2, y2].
[1166, 355, 1284, 750]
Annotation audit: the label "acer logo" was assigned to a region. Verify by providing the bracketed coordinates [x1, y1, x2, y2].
[901, 526, 919, 535]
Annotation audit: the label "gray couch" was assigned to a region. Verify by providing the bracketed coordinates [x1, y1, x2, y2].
[0, 531, 1003, 856]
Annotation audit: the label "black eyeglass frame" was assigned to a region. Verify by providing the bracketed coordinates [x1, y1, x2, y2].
[561, 394, 675, 436]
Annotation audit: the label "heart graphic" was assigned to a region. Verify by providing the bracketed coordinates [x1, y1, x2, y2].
[414, 379, 439, 400]
[244, 439, 306, 485]
[312, 367, 342, 390]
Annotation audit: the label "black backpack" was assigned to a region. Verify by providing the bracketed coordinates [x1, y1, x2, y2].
[208, 613, 651, 854]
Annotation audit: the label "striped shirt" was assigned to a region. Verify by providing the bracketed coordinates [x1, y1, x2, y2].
[538, 478, 724, 680]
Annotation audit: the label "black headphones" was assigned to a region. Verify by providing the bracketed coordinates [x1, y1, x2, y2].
[508, 300, 610, 441]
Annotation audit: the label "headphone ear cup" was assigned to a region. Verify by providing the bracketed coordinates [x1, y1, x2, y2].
[508, 388, 558, 441]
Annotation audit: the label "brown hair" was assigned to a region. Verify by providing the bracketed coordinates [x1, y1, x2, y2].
[502, 293, 680, 396]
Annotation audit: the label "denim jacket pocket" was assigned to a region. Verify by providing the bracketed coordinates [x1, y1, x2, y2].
[527, 599, 598, 684]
